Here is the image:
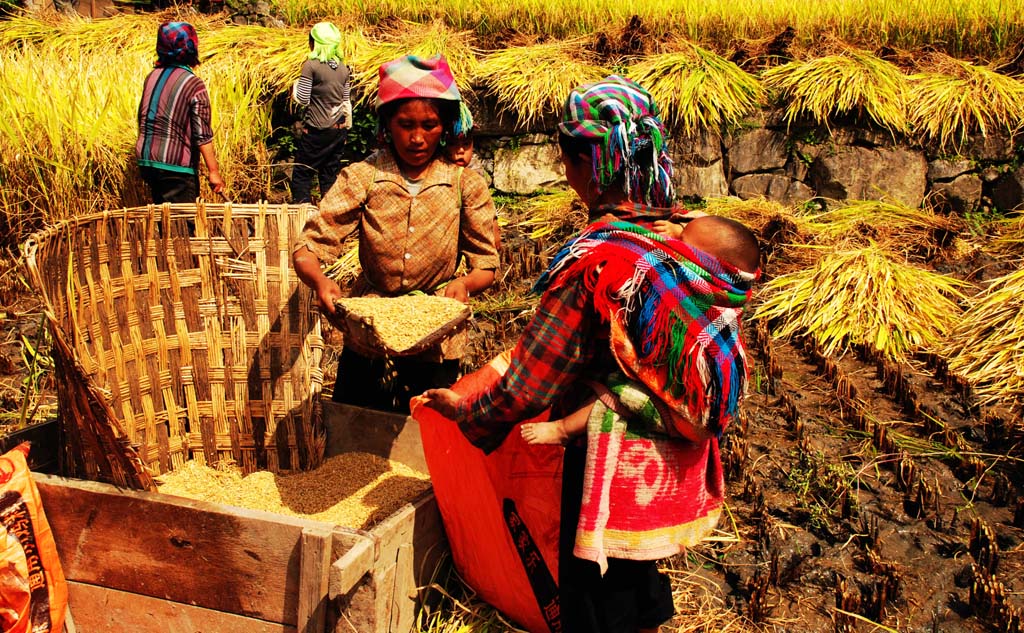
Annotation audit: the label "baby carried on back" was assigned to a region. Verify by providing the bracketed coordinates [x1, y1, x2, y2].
[521, 214, 761, 572]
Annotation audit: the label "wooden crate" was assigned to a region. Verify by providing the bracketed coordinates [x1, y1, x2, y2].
[34, 402, 447, 633]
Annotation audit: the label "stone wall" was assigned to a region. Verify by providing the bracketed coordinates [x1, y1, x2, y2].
[473, 104, 1024, 214]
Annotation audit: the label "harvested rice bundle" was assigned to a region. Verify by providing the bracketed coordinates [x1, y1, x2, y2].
[800, 200, 959, 255]
[754, 243, 967, 361]
[156, 453, 431, 529]
[334, 294, 470, 355]
[945, 266, 1024, 407]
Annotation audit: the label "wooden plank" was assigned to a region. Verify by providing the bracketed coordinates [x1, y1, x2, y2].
[390, 543, 415, 633]
[407, 495, 447, 587]
[322, 403, 428, 473]
[63, 605, 77, 633]
[34, 474, 363, 625]
[329, 536, 375, 599]
[330, 495, 445, 633]
[66, 581, 295, 633]
[373, 560, 399, 633]
[298, 527, 333, 633]
[368, 493, 447, 633]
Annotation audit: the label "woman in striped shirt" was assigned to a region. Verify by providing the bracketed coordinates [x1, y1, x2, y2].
[135, 21, 223, 204]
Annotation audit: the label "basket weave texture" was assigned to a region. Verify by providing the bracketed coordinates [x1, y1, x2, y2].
[23, 202, 325, 489]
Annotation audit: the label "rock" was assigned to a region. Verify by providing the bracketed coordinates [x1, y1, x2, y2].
[832, 126, 898, 148]
[786, 142, 822, 182]
[467, 155, 492, 187]
[674, 160, 729, 199]
[930, 174, 982, 214]
[259, 16, 286, 28]
[928, 158, 974, 183]
[492, 142, 563, 194]
[809, 146, 927, 206]
[726, 128, 789, 175]
[962, 134, 1015, 162]
[732, 173, 815, 206]
[518, 133, 550, 145]
[987, 169, 1024, 212]
[980, 166, 1002, 183]
[672, 130, 722, 165]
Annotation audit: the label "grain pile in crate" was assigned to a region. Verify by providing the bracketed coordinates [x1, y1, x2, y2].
[156, 453, 430, 529]
[334, 295, 469, 356]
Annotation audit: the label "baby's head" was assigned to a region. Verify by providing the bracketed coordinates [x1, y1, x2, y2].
[680, 216, 760, 274]
[445, 101, 476, 167]
[446, 135, 474, 167]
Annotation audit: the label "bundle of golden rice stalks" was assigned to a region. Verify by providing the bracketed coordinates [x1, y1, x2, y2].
[323, 240, 361, 286]
[350, 20, 479, 101]
[799, 199, 959, 257]
[944, 266, 1024, 407]
[909, 52, 1024, 152]
[700, 196, 799, 232]
[628, 40, 764, 135]
[986, 212, 1024, 258]
[754, 243, 968, 361]
[476, 39, 610, 128]
[513, 189, 588, 240]
[762, 48, 908, 134]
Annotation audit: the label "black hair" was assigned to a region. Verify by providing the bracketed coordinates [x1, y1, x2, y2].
[689, 216, 762, 273]
[558, 131, 666, 205]
[557, 132, 591, 166]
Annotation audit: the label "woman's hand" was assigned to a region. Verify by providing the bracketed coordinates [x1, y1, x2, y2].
[420, 388, 464, 421]
[293, 246, 342, 314]
[443, 278, 470, 303]
[314, 278, 343, 314]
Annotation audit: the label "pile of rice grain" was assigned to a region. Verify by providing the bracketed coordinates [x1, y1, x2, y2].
[335, 295, 467, 352]
[156, 453, 431, 529]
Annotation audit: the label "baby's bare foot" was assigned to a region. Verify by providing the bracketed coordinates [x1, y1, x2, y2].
[521, 422, 568, 445]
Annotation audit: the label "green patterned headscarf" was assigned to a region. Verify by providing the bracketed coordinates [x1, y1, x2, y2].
[309, 22, 342, 64]
[558, 75, 674, 207]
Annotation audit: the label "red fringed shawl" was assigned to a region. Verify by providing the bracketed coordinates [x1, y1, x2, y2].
[534, 220, 755, 439]
[534, 220, 757, 571]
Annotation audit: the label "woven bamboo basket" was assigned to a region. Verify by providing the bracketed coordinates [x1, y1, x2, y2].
[22, 201, 325, 491]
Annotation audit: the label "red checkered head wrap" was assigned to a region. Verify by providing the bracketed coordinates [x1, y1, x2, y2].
[375, 55, 461, 109]
[156, 21, 199, 68]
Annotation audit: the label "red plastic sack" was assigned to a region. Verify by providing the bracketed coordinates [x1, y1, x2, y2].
[0, 443, 67, 633]
[412, 353, 563, 633]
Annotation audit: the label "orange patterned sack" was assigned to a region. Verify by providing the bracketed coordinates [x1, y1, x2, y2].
[412, 353, 563, 633]
[0, 443, 67, 633]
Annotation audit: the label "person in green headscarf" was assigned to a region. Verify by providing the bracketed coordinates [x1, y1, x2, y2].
[290, 21, 352, 203]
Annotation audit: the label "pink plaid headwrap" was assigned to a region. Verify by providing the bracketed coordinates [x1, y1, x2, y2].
[375, 55, 461, 109]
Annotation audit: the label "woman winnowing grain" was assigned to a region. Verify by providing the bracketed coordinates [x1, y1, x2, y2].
[292, 55, 498, 413]
[421, 75, 759, 632]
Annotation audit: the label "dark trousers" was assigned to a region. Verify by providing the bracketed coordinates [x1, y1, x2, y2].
[558, 442, 676, 632]
[332, 347, 460, 414]
[140, 166, 198, 204]
[291, 126, 347, 204]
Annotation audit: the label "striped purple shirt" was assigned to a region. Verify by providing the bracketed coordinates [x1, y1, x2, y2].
[135, 66, 214, 174]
